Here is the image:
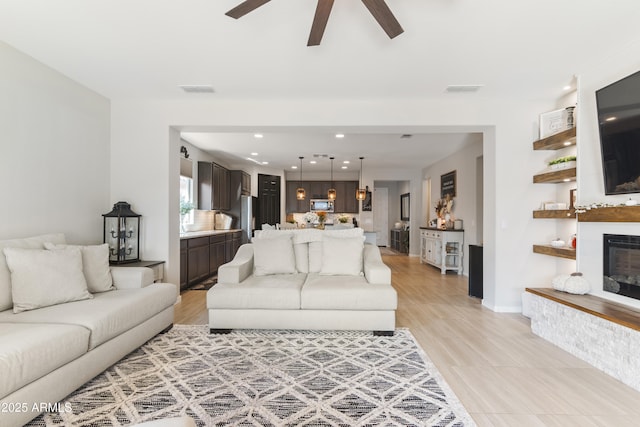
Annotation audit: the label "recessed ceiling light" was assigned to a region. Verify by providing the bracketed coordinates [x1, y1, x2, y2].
[341, 166, 348, 169]
[310, 160, 317, 164]
[563, 141, 572, 146]
[251, 152, 259, 156]
[292, 166, 298, 169]
[335, 134, 345, 138]
[343, 160, 350, 164]
[262, 161, 269, 165]
[606, 117, 617, 122]
[254, 133, 263, 138]
[563, 178, 571, 182]
[563, 85, 572, 91]
[178, 85, 215, 93]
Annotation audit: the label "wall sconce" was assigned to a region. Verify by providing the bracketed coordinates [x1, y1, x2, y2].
[102, 201, 141, 264]
[180, 146, 190, 159]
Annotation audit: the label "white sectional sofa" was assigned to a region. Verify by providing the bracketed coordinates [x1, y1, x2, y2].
[0, 234, 177, 427]
[207, 228, 397, 335]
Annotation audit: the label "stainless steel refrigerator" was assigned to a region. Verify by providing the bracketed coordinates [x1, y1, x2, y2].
[226, 195, 256, 244]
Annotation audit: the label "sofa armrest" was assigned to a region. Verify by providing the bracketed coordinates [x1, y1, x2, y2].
[363, 244, 391, 285]
[111, 266, 155, 289]
[217, 244, 254, 284]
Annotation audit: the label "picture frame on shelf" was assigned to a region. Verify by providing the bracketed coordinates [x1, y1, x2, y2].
[539, 108, 570, 138]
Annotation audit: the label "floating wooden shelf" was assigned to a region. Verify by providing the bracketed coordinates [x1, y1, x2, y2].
[577, 206, 640, 222]
[533, 244, 576, 260]
[533, 167, 576, 183]
[533, 127, 577, 150]
[533, 209, 576, 219]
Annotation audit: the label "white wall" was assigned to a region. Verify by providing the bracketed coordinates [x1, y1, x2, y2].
[422, 138, 483, 274]
[576, 38, 640, 310]
[0, 42, 110, 243]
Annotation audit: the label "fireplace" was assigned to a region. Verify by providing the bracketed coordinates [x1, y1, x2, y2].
[603, 234, 640, 301]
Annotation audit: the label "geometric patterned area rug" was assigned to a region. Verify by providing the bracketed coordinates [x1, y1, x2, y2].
[28, 326, 475, 426]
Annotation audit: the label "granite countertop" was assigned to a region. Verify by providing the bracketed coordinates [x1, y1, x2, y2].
[179, 229, 241, 239]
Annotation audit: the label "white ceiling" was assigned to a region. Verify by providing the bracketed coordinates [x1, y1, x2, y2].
[2, 0, 638, 170]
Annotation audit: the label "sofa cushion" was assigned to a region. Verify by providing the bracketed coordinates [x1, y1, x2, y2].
[301, 273, 397, 310]
[320, 235, 364, 276]
[44, 243, 114, 293]
[0, 283, 177, 349]
[208, 273, 306, 310]
[0, 322, 90, 399]
[0, 233, 66, 311]
[3, 247, 93, 313]
[252, 234, 297, 276]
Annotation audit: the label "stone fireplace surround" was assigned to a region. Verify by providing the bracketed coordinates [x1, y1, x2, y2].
[525, 208, 640, 392]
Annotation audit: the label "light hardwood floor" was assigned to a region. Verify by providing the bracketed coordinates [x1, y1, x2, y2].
[174, 254, 640, 426]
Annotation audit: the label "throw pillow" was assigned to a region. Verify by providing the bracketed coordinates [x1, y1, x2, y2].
[3, 247, 93, 313]
[319, 235, 364, 276]
[44, 243, 114, 293]
[0, 233, 66, 312]
[252, 234, 297, 276]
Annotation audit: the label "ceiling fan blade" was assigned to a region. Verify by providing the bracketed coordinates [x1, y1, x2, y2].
[307, 0, 335, 46]
[225, 0, 271, 19]
[360, 0, 404, 39]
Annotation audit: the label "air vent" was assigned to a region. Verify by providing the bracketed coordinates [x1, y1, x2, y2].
[178, 85, 215, 93]
[313, 154, 329, 158]
[446, 85, 483, 93]
[401, 134, 413, 139]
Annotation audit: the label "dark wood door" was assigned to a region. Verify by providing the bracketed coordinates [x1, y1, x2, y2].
[258, 174, 281, 227]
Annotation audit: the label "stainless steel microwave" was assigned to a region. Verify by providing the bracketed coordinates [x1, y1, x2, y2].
[310, 199, 334, 212]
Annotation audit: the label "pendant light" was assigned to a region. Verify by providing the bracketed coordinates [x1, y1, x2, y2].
[296, 156, 306, 200]
[356, 156, 367, 200]
[327, 156, 336, 200]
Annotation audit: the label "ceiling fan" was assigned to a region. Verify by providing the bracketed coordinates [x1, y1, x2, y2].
[225, 0, 404, 46]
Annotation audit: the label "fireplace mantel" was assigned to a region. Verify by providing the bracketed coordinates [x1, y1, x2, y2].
[577, 206, 640, 222]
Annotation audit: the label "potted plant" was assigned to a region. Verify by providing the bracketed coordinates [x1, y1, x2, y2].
[337, 214, 350, 224]
[548, 155, 577, 170]
[180, 199, 194, 233]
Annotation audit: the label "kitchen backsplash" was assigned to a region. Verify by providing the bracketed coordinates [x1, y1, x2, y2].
[184, 210, 214, 232]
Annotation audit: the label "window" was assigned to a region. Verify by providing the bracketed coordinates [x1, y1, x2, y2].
[180, 157, 194, 225]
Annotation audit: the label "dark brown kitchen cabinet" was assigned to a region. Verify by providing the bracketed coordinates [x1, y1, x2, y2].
[198, 161, 229, 211]
[209, 234, 226, 276]
[225, 231, 242, 262]
[286, 181, 308, 214]
[179, 240, 188, 289]
[286, 180, 359, 214]
[186, 237, 209, 286]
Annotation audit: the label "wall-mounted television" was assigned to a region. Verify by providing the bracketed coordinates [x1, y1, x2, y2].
[596, 70, 640, 195]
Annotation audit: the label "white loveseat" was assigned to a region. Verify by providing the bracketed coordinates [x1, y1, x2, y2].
[0, 234, 177, 427]
[206, 228, 397, 335]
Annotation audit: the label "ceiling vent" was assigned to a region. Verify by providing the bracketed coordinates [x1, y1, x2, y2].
[313, 154, 329, 158]
[179, 85, 215, 93]
[446, 85, 483, 93]
[401, 134, 413, 139]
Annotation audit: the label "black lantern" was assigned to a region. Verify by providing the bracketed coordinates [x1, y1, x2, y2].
[102, 201, 141, 264]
